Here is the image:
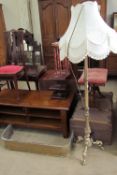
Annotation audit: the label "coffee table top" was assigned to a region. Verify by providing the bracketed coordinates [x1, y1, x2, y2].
[0, 89, 75, 111]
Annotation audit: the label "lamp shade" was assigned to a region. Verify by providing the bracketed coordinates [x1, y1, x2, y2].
[59, 1, 117, 64]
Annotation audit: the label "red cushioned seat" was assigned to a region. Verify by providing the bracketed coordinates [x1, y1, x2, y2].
[0, 65, 24, 74]
[78, 68, 108, 86]
[0, 65, 30, 99]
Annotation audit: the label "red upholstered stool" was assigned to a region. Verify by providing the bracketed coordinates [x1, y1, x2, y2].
[78, 68, 108, 105]
[0, 65, 30, 99]
[78, 68, 108, 86]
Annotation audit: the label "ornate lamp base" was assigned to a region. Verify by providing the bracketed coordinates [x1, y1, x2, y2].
[81, 129, 104, 165]
[81, 57, 104, 165]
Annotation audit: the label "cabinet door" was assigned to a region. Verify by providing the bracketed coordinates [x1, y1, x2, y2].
[39, 0, 71, 69]
[55, 0, 71, 39]
[39, 0, 56, 68]
[0, 4, 6, 65]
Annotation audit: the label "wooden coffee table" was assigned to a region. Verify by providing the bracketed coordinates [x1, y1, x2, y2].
[0, 89, 75, 138]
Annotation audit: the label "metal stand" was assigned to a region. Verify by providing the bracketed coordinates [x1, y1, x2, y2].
[81, 57, 104, 165]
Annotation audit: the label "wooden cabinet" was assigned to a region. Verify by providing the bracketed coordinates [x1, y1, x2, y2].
[106, 53, 117, 76]
[38, 0, 71, 69]
[0, 4, 6, 65]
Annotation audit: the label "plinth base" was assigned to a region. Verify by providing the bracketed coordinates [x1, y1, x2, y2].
[1, 125, 73, 156]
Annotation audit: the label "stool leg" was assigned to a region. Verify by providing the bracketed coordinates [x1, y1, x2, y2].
[93, 85, 104, 97]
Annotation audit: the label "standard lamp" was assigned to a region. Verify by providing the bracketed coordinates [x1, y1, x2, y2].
[59, 1, 117, 165]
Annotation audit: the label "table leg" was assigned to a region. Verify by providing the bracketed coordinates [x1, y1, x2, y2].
[60, 110, 68, 138]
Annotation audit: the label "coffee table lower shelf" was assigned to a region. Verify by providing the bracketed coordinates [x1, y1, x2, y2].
[0, 116, 61, 131]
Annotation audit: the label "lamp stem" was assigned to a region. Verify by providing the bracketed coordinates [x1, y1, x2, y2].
[82, 56, 91, 165]
[84, 56, 89, 110]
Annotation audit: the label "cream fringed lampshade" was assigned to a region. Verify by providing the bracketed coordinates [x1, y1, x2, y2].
[59, 1, 117, 63]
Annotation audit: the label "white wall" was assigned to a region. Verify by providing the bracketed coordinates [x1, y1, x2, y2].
[107, 0, 117, 24]
[0, 0, 20, 30]
[0, 0, 32, 31]
[30, 0, 42, 44]
[17, 0, 32, 32]
[0, 0, 42, 44]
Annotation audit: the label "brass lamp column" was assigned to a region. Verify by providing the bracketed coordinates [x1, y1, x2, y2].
[81, 57, 104, 165]
[82, 56, 91, 165]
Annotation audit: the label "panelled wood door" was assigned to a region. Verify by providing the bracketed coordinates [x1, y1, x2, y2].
[38, 0, 71, 69]
[0, 4, 6, 65]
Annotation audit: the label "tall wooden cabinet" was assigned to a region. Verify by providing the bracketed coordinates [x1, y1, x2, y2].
[38, 0, 107, 69]
[106, 53, 117, 76]
[0, 4, 6, 65]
